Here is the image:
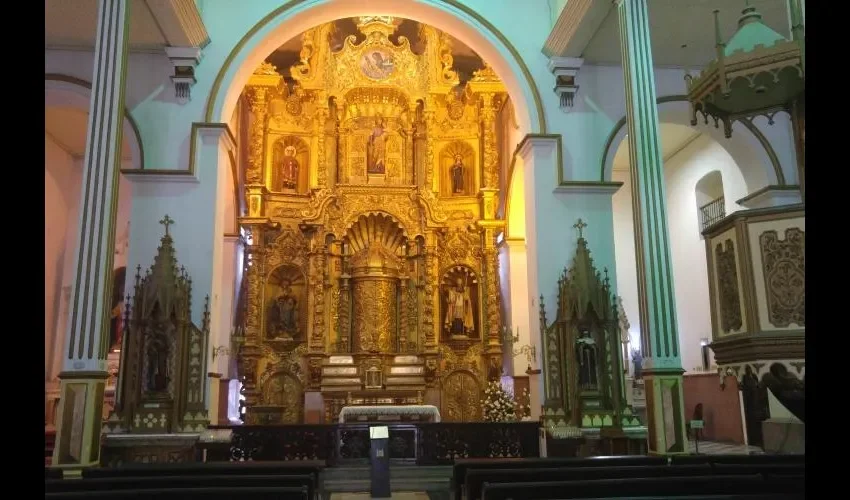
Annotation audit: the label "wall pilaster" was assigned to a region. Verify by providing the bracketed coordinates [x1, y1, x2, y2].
[52, 0, 130, 472]
[616, 0, 688, 454]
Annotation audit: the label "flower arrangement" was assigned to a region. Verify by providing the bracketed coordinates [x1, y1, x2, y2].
[516, 387, 532, 420]
[483, 381, 517, 422]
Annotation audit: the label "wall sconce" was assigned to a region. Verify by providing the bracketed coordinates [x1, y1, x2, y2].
[501, 326, 537, 371]
[212, 345, 231, 362]
[547, 57, 583, 113]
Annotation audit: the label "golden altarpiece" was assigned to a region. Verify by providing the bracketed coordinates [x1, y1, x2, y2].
[238, 17, 509, 424]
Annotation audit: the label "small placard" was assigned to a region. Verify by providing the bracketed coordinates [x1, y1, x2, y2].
[369, 426, 389, 439]
[690, 420, 704, 429]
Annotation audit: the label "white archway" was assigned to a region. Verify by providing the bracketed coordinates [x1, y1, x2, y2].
[601, 97, 788, 192]
[205, 0, 545, 137]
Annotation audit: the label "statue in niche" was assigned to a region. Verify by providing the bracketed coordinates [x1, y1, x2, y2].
[145, 328, 170, 393]
[109, 266, 126, 352]
[575, 328, 599, 389]
[267, 281, 299, 339]
[450, 154, 465, 194]
[367, 116, 387, 174]
[444, 276, 475, 336]
[278, 145, 299, 190]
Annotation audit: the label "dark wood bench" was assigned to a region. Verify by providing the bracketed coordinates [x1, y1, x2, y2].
[46, 473, 317, 499]
[453, 456, 667, 500]
[45, 485, 308, 500]
[670, 454, 804, 466]
[480, 474, 805, 500]
[45, 468, 63, 479]
[466, 464, 715, 500]
[81, 460, 325, 478]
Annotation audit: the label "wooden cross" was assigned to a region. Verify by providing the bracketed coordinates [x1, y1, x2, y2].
[159, 214, 175, 236]
[573, 218, 587, 239]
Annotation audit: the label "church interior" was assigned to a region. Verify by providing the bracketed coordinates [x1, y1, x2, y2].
[45, 0, 804, 497]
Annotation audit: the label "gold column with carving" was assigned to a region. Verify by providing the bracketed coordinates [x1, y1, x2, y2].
[315, 95, 329, 189]
[399, 272, 409, 351]
[422, 237, 438, 350]
[246, 83, 272, 184]
[424, 105, 437, 190]
[479, 93, 499, 189]
[310, 243, 328, 352]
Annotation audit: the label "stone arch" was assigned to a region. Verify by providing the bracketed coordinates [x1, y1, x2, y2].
[45, 74, 144, 171]
[204, 0, 545, 136]
[599, 96, 786, 191]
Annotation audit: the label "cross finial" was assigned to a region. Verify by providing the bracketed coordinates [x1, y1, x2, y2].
[159, 214, 175, 236]
[573, 219, 588, 239]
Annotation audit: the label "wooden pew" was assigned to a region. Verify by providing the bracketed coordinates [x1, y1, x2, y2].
[480, 474, 805, 500]
[453, 456, 667, 500]
[466, 464, 714, 500]
[81, 459, 325, 478]
[45, 474, 317, 500]
[671, 454, 804, 466]
[45, 486, 309, 500]
[45, 468, 63, 479]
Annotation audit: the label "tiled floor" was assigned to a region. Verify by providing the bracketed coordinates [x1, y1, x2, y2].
[688, 439, 763, 454]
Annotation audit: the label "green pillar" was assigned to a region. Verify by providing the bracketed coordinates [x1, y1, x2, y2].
[616, 0, 688, 455]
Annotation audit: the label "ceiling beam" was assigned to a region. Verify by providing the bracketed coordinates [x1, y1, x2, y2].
[144, 0, 209, 48]
[543, 0, 613, 58]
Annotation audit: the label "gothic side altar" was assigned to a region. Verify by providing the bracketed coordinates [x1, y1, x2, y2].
[236, 17, 510, 426]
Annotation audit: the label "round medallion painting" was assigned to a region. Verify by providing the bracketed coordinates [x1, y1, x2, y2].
[360, 49, 395, 80]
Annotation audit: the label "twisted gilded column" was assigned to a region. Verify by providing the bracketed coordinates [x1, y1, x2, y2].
[310, 244, 328, 352]
[422, 242, 438, 349]
[479, 93, 499, 189]
[246, 86, 270, 184]
[617, 0, 687, 454]
[239, 228, 267, 414]
[423, 107, 436, 190]
[315, 100, 329, 189]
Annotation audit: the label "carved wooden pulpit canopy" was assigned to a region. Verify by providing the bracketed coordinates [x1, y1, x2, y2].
[540, 220, 643, 437]
[104, 215, 211, 434]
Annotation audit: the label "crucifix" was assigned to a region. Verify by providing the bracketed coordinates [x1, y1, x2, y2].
[573, 219, 587, 239]
[159, 214, 175, 236]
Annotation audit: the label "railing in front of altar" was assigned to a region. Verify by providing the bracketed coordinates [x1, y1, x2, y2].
[204, 422, 540, 465]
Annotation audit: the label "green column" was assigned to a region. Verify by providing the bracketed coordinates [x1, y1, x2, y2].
[616, 0, 688, 454]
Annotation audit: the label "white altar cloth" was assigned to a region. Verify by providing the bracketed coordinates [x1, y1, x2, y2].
[338, 405, 441, 423]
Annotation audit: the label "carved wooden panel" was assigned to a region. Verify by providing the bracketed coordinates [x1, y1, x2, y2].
[714, 239, 743, 334]
[759, 228, 805, 328]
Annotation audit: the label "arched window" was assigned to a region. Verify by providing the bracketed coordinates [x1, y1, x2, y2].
[695, 170, 725, 232]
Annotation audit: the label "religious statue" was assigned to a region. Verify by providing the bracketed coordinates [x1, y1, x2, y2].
[145, 330, 170, 393]
[267, 283, 299, 339]
[278, 145, 299, 190]
[444, 277, 475, 336]
[367, 116, 387, 174]
[575, 328, 599, 389]
[450, 153, 465, 194]
[108, 267, 126, 352]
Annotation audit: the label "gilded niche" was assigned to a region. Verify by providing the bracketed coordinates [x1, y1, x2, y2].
[759, 228, 805, 328]
[715, 239, 743, 334]
[440, 141, 475, 197]
[441, 266, 480, 340]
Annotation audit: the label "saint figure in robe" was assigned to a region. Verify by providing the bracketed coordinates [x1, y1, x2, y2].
[268, 283, 299, 339]
[444, 277, 475, 336]
[367, 116, 387, 174]
[575, 329, 599, 389]
[450, 154, 465, 194]
[146, 331, 170, 393]
[278, 145, 299, 190]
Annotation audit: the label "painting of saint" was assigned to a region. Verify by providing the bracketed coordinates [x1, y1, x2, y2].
[360, 49, 394, 80]
[109, 267, 126, 352]
[444, 277, 475, 336]
[278, 145, 299, 190]
[450, 154, 465, 194]
[367, 116, 387, 174]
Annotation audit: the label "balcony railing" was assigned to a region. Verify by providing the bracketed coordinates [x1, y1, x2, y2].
[699, 196, 725, 232]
